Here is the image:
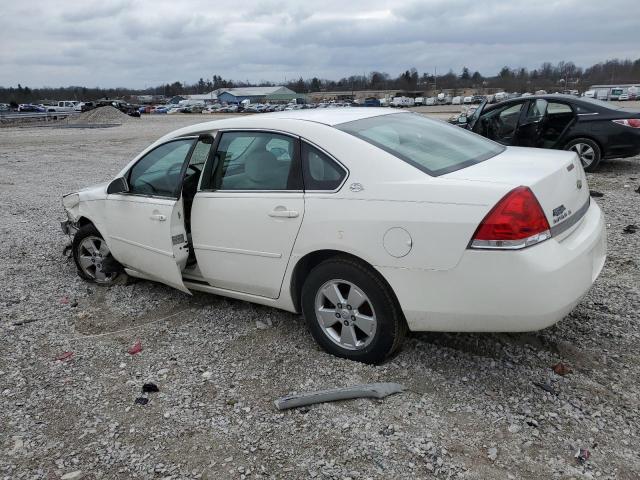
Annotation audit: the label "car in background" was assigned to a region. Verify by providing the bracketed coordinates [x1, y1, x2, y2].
[61, 108, 605, 363]
[463, 96, 473, 104]
[425, 97, 436, 106]
[471, 95, 485, 104]
[363, 97, 381, 107]
[461, 94, 640, 171]
[583, 90, 596, 98]
[618, 94, 629, 101]
[18, 104, 46, 112]
[451, 96, 462, 105]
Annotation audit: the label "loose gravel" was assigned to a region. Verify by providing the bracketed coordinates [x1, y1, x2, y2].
[1, 114, 639, 479]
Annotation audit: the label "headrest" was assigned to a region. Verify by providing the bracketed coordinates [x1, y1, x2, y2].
[245, 150, 279, 183]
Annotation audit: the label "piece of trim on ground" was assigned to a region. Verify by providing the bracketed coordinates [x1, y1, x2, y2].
[274, 382, 406, 410]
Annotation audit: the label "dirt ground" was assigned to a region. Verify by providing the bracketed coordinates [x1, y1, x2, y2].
[1, 114, 639, 479]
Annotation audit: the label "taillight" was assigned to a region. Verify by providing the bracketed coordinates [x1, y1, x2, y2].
[613, 119, 640, 128]
[469, 186, 551, 250]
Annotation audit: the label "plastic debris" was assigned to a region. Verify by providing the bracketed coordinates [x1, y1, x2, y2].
[60, 296, 70, 305]
[589, 190, 604, 198]
[128, 340, 143, 355]
[55, 351, 74, 361]
[274, 382, 406, 410]
[575, 448, 590, 464]
[552, 362, 572, 376]
[142, 383, 159, 393]
[533, 381, 557, 395]
[134, 397, 149, 406]
[487, 447, 498, 461]
[622, 225, 637, 234]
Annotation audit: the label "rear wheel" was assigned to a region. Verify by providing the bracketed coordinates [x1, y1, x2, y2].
[72, 224, 119, 285]
[564, 138, 601, 172]
[301, 257, 406, 364]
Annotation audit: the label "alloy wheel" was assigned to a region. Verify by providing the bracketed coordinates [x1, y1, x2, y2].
[314, 279, 377, 350]
[77, 235, 116, 284]
[570, 143, 596, 168]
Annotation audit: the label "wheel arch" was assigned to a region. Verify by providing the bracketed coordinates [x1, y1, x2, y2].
[562, 134, 604, 155]
[289, 249, 404, 318]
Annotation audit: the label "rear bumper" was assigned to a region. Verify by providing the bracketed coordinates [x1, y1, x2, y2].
[378, 201, 606, 332]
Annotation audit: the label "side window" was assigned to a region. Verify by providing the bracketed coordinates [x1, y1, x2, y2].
[301, 143, 346, 190]
[525, 99, 547, 122]
[212, 132, 300, 191]
[477, 103, 524, 142]
[547, 102, 572, 115]
[128, 139, 193, 197]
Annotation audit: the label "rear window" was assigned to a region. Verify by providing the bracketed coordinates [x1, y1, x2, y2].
[336, 113, 504, 176]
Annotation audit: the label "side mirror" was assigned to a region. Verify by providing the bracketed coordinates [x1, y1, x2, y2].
[107, 177, 129, 194]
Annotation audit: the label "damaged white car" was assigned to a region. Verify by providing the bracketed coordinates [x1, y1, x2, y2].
[62, 109, 606, 363]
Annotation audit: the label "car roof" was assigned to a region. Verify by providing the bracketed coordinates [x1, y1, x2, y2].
[158, 108, 406, 145]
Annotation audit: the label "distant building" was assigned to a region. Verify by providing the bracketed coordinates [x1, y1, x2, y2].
[185, 92, 218, 104]
[217, 86, 298, 104]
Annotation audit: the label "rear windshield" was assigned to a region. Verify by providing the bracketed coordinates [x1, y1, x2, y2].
[336, 113, 504, 176]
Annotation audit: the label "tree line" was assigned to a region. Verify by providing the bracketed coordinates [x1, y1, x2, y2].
[2, 57, 639, 104]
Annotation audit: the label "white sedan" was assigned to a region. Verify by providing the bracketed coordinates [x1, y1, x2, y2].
[61, 109, 606, 363]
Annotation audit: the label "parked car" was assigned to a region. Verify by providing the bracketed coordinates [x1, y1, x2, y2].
[618, 94, 629, 101]
[61, 109, 605, 363]
[47, 100, 79, 113]
[18, 104, 46, 112]
[425, 97, 436, 106]
[463, 96, 473, 104]
[451, 96, 462, 105]
[460, 94, 640, 171]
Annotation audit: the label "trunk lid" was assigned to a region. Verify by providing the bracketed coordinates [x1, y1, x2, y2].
[443, 146, 589, 233]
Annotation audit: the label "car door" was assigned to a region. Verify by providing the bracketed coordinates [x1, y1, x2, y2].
[191, 130, 304, 298]
[513, 98, 548, 147]
[104, 138, 196, 293]
[473, 101, 526, 145]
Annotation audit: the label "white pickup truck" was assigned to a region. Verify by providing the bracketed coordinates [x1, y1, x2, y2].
[47, 101, 79, 113]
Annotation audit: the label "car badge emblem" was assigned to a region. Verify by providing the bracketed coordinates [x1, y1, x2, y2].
[566, 163, 575, 172]
[576, 179, 582, 189]
[349, 183, 364, 192]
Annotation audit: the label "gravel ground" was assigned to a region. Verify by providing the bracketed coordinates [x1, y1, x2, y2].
[1, 114, 639, 480]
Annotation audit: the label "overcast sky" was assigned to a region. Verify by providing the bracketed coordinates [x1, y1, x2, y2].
[1, 0, 638, 88]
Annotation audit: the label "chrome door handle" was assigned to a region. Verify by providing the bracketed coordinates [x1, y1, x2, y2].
[150, 214, 167, 221]
[269, 207, 299, 218]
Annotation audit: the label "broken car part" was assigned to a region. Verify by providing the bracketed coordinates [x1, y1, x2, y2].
[274, 382, 406, 410]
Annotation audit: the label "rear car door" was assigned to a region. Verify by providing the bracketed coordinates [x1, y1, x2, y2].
[191, 130, 304, 298]
[513, 98, 548, 147]
[104, 138, 195, 293]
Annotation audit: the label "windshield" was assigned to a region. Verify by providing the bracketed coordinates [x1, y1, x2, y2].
[336, 113, 505, 176]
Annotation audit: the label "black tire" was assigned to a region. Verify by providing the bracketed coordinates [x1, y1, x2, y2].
[72, 224, 120, 285]
[564, 138, 601, 172]
[301, 257, 406, 364]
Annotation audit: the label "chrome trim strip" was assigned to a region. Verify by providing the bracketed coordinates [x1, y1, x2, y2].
[193, 243, 282, 258]
[550, 197, 590, 237]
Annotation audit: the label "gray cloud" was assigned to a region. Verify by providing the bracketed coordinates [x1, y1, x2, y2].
[0, 0, 637, 88]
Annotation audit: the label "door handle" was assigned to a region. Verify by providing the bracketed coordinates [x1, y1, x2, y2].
[150, 214, 167, 221]
[269, 206, 299, 218]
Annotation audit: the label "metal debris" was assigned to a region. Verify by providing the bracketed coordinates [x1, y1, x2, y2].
[274, 382, 406, 410]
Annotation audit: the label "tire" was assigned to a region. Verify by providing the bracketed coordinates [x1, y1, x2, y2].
[72, 224, 120, 285]
[301, 257, 406, 364]
[564, 138, 601, 172]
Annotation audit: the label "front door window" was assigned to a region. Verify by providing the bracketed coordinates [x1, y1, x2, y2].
[127, 139, 193, 197]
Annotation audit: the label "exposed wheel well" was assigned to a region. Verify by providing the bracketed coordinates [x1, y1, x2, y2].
[290, 250, 404, 319]
[77, 216, 94, 228]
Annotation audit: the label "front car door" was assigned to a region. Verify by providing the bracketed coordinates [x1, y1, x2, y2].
[473, 101, 526, 145]
[104, 138, 195, 293]
[191, 130, 304, 298]
[513, 98, 548, 147]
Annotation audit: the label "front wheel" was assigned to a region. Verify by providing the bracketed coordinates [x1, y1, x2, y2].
[564, 138, 601, 172]
[72, 224, 119, 285]
[301, 258, 406, 364]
